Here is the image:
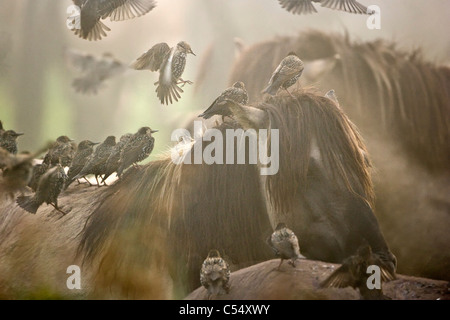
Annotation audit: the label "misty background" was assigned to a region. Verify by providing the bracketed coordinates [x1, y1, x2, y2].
[0, 0, 449, 158]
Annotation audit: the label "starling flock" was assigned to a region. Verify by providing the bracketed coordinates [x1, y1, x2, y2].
[200, 249, 231, 299]
[278, 0, 371, 15]
[0, 120, 157, 215]
[267, 222, 305, 270]
[131, 41, 196, 105]
[70, 0, 157, 41]
[320, 244, 396, 300]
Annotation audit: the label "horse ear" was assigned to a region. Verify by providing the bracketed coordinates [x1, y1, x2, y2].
[302, 54, 340, 83]
[225, 100, 269, 130]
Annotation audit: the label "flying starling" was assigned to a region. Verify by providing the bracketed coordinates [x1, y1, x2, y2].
[70, 0, 157, 41]
[101, 133, 133, 183]
[66, 49, 127, 94]
[262, 52, 304, 97]
[65, 140, 99, 189]
[200, 249, 231, 299]
[116, 127, 157, 177]
[16, 162, 68, 215]
[267, 222, 305, 270]
[131, 41, 196, 105]
[0, 130, 24, 155]
[278, 0, 370, 15]
[73, 136, 116, 186]
[28, 153, 51, 192]
[198, 81, 249, 121]
[320, 244, 396, 300]
[46, 136, 76, 167]
[0, 149, 33, 199]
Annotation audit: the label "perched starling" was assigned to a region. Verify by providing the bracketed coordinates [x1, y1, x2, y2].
[278, 0, 370, 15]
[320, 244, 396, 300]
[267, 222, 305, 270]
[66, 49, 127, 94]
[46, 136, 76, 167]
[325, 89, 339, 106]
[65, 140, 99, 189]
[198, 81, 249, 121]
[70, 0, 157, 41]
[16, 163, 68, 215]
[28, 153, 51, 192]
[101, 133, 133, 182]
[200, 249, 231, 299]
[116, 127, 157, 177]
[261, 52, 304, 96]
[131, 41, 196, 105]
[0, 130, 24, 155]
[73, 135, 116, 185]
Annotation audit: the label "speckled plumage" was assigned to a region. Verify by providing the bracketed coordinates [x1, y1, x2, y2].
[28, 154, 51, 192]
[278, 0, 370, 15]
[65, 140, 99, 188]
[262, 52, 304, 96]
[101, 133, 133, 182]
[16, 163, 68, 214]
[73, 136, 116, 184]
[0, 130, 23, 155]
[320, 244, 396, 300]
[116, 127, 157, 177]
[46, 136, 76, 167]
[200, 250, 231, 298]
[131, 41, 195, 105]
[267, 222, 305, 269]
[198, 81, 249, 120]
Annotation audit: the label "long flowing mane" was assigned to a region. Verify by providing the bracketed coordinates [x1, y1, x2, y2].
[77, 90, 377, 295]
[229, 30, 450, 172]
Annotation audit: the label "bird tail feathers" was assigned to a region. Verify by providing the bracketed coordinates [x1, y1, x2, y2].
[16, 195, 40, 214]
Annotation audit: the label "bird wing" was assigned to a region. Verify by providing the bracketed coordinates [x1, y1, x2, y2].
[278, 0, 318, 15]
[320, 0, 369, 14]
[120, 138, 154, 169]
[98, 0, 156, 21]
[65, 48, 98, 73]
[320, 262, 355, 288]
[131, 42, 171, 71]
[268, 62, 301, 88]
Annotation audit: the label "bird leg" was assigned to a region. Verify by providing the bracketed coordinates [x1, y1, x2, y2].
[284, 87, 295, 98]
[95, 175, 101, 187]
[277, 258, 284, 270]
[177, 78, 193, 87]
[83, 177, 92, 186]
[51, 202, 68, 216]
[288, 258, 296, 268]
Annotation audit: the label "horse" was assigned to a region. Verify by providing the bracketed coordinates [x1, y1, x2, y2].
[229, 30, 450, 281]
[73, 89, 395, 297]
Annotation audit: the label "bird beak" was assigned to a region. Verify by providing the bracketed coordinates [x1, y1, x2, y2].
[14, 133, 24, 136]
[190, 49, 196, 56]
[93, 142, 100, 145]
[151, 130, 159, 133]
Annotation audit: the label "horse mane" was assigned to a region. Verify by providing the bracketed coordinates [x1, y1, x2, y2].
[256, 90, 374, 214]
[229, 29, 450, 172]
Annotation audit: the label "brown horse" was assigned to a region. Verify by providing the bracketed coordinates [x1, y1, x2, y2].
[229, 30, 450, 281]
[75, 90, 395, 297]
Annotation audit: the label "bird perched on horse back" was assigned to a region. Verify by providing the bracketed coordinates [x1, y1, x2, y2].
[320, 244, 396, 300]
[16, 160, 68, 215]
[47, 135, 76, 167]
[101, 133, 133, 183]
[73, 136, 116, 186]
[267, 222, 305, 270]
[200, 249, 231, 299]
[262, 52, 304, 97]
[0, 130, 24, 155]
[131, 41, 195, 105]
[65, 140, 100, 189]
[198, 81, 249, 122]
[116, 127, 157, 177]
[278, 0, 371, 15]
[70, 0, 157, 41]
